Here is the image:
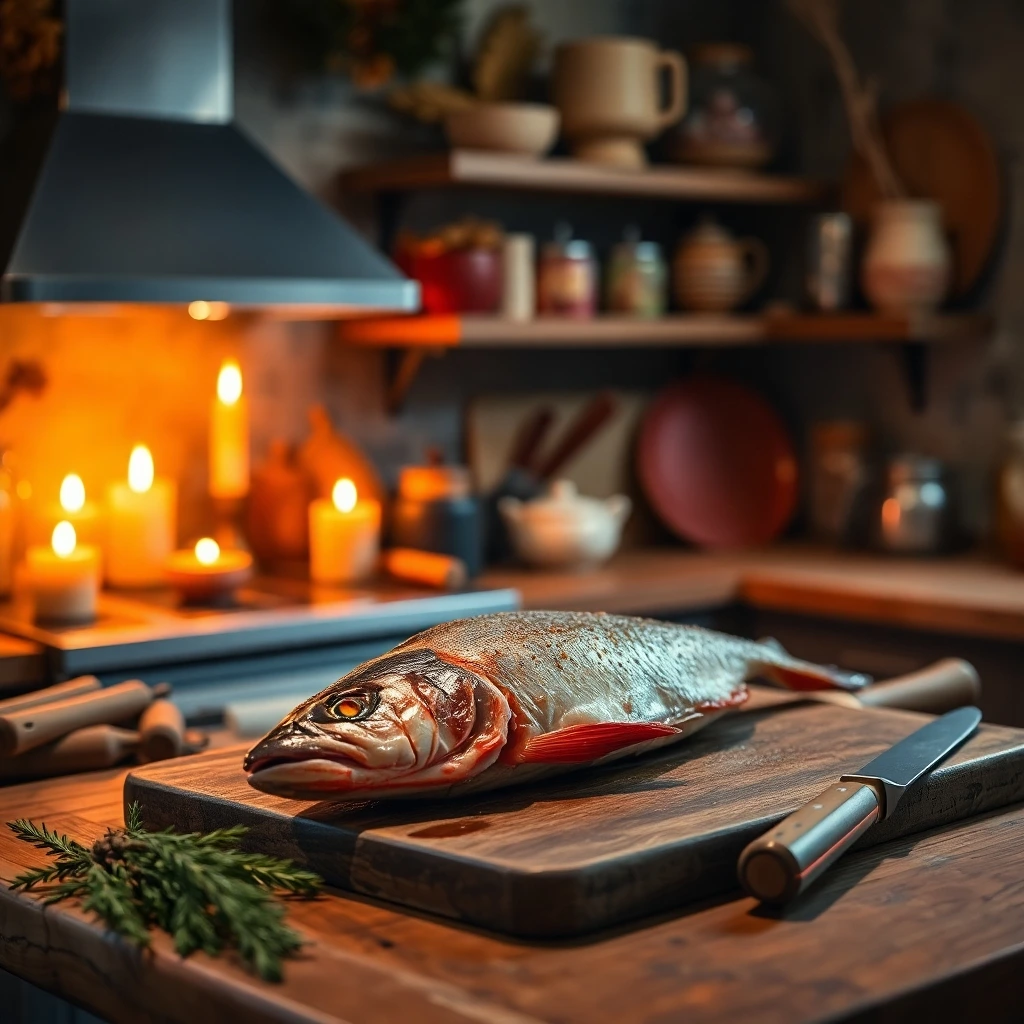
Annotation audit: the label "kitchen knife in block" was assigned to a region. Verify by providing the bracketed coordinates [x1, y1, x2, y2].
[0, 680, 154, 757]
[744, 658, 980, 716]
[738, 705, 981, 904]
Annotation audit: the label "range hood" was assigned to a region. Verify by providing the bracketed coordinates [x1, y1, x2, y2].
[0, 0, 418, 313]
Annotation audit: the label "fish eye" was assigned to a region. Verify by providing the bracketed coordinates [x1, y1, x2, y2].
[325, 689, 379, 723]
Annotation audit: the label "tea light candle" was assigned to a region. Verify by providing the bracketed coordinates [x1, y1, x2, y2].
[26, 521, 100, 623]
[309, 478, 381, 584]
[29, 473, 104, 552]
[210, 360, 250, 499]
[106, 446, 177, 588]
[165, 537, 254, 602]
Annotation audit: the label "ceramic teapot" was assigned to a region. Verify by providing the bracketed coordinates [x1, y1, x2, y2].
[498, 480, 631, 570]
[673, 218, 769, 312]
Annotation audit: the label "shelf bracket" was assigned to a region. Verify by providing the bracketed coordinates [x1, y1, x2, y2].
[899, 342, 928, 413]
[387, 347, 445, 415]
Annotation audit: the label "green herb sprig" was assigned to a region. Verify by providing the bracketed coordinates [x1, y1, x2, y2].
[7, 803, 321, 981]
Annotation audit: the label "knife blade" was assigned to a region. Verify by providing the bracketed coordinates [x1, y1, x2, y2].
[737, 705, 981, 905]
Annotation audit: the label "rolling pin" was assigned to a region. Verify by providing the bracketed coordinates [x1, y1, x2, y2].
[0, 676, 102, 714]
[383, 548, 468, 590]
[0, 725, 139, 782]
[0, 679, 155, 757]
[138, 699, 186, 762]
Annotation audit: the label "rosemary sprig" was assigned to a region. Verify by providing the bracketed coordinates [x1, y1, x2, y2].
[7, 803, 321, 981]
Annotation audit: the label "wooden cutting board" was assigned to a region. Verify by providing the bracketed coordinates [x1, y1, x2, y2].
[125, 704, 1024, 938]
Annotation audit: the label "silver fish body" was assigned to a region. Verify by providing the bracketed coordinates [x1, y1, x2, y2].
[244, 611, 864, 801]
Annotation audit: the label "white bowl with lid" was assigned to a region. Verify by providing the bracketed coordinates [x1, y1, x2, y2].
[498, 480, 631, 569]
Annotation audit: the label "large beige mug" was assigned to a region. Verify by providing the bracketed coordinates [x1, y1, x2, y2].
[553, 37, 686, 168]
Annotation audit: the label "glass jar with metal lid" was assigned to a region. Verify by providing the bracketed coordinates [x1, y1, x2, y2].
[538, 224, 598, 318]
[877, 454, 954, 554]
[606, 227, 667, 318]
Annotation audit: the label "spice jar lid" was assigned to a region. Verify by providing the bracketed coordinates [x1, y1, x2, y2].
[398, 465, 471, 502]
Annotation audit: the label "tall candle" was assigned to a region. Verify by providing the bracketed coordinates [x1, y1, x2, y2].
[106, 445, 177, 588]
[210, 360, 250, 499]
[26, 521, 100, 623]
[309, 478, 381, 584]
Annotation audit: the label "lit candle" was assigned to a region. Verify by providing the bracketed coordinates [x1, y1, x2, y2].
[309, 478, 381, 584]
[210, 360, 250, 499]
[165, 536, 253, 602]
[106, 445, 177, 588]
[26, 521, 100, 623]
[29, 473, 104, 553]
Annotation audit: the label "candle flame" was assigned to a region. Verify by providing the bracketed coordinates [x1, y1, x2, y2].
[189, 300, 229, 321]
[217, 360, 243, 405]
[332, 477, 357, 513]
[128, 445, 155, 494]
[195, 537, 220, 565]
[60, 473, 86, 513]
[52, 520, 77, 558]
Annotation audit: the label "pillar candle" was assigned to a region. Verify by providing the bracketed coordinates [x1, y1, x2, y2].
[309, 478, 381, 584]
[106, 446, 177, 588]
[30, 474, 103, 552]
[210, 360, 250, 499]
[25, 521, 100, 623]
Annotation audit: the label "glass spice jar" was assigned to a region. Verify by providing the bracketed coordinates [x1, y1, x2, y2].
[606, 228, 667, 318]
[537, 225, 597, 318]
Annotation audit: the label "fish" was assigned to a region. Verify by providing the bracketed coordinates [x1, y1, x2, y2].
[244, 610, 867, 802]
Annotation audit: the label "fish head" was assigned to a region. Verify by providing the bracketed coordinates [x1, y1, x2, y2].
[243, 648, 509, 800]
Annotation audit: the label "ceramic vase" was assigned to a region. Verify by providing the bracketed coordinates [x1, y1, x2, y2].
[861, 199, 951, 313]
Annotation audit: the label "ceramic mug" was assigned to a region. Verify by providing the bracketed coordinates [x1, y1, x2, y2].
[553, 37, 686, 168]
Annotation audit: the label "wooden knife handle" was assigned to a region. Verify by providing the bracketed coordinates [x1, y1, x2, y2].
[534, 392, 617, 481]
[0, 676, 102, 715]
[0, 680, 154, 757]
[856, 659, 981, 715]
[738, 781, 881, 904]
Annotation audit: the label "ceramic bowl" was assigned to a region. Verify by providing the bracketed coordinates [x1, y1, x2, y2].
[444, 103, 560, 157]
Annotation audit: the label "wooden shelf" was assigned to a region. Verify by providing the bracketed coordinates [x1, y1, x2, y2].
[337, 312, 991, 349]
[338, 151, 828, 204]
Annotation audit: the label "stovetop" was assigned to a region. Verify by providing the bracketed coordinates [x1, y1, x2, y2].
[0, 576, 520, 676]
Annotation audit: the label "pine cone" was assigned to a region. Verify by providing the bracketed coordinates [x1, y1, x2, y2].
[92, 829, 141, 868]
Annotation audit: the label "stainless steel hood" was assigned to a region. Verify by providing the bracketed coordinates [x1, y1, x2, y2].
[0, 0, 419, 313]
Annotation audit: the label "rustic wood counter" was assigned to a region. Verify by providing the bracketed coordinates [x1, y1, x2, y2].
[481, 546, 1024, 640]
[0, 768, 1021, 1023]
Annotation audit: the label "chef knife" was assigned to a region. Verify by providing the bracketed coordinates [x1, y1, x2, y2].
[737, 705, 981, 904]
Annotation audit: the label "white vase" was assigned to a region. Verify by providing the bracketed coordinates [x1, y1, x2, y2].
[861, 199, 951, 313]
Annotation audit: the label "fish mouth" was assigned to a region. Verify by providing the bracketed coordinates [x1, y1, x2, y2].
[243, 749, 356, 775]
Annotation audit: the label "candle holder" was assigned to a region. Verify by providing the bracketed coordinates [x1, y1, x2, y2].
[212, 496, 249, 553]
[165, 539, 254, 605]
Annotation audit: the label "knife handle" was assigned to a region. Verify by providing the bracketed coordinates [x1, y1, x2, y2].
[738, 781, 881, 904]
[856, 658, 980, 715]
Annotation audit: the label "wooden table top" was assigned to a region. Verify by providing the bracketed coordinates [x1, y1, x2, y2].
[481, 546, 1024, 640]
[0, 768, 1022, 1023]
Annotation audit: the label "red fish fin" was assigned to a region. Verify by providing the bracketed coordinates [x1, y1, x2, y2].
[759, 662, 871, 693]
[517, 722, 680, 764]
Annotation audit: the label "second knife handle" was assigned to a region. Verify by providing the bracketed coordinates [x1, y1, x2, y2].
[738, 782, 881, 904]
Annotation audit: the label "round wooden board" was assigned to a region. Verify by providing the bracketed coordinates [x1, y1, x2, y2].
[842, 98, 1002, 298]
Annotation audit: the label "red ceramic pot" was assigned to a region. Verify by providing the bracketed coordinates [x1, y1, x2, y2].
[408, 247, 503, 314]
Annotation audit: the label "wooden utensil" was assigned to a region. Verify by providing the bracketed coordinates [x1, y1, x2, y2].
[746, 658, 980, 716]
[842, 98, 1003, 299]
[0, 725, 139, 782]
[534, 391, 618, 481]
[0, 679, 154, 757]
[0, 676, 101, 714]
[507, 406, 555, 473]
[138, 699, 187, 762]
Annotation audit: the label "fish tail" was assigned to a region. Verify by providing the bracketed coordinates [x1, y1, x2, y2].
[753, 639, 871, 692]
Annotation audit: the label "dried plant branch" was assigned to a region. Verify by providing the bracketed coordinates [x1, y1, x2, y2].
[788, 0, 904, 199]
